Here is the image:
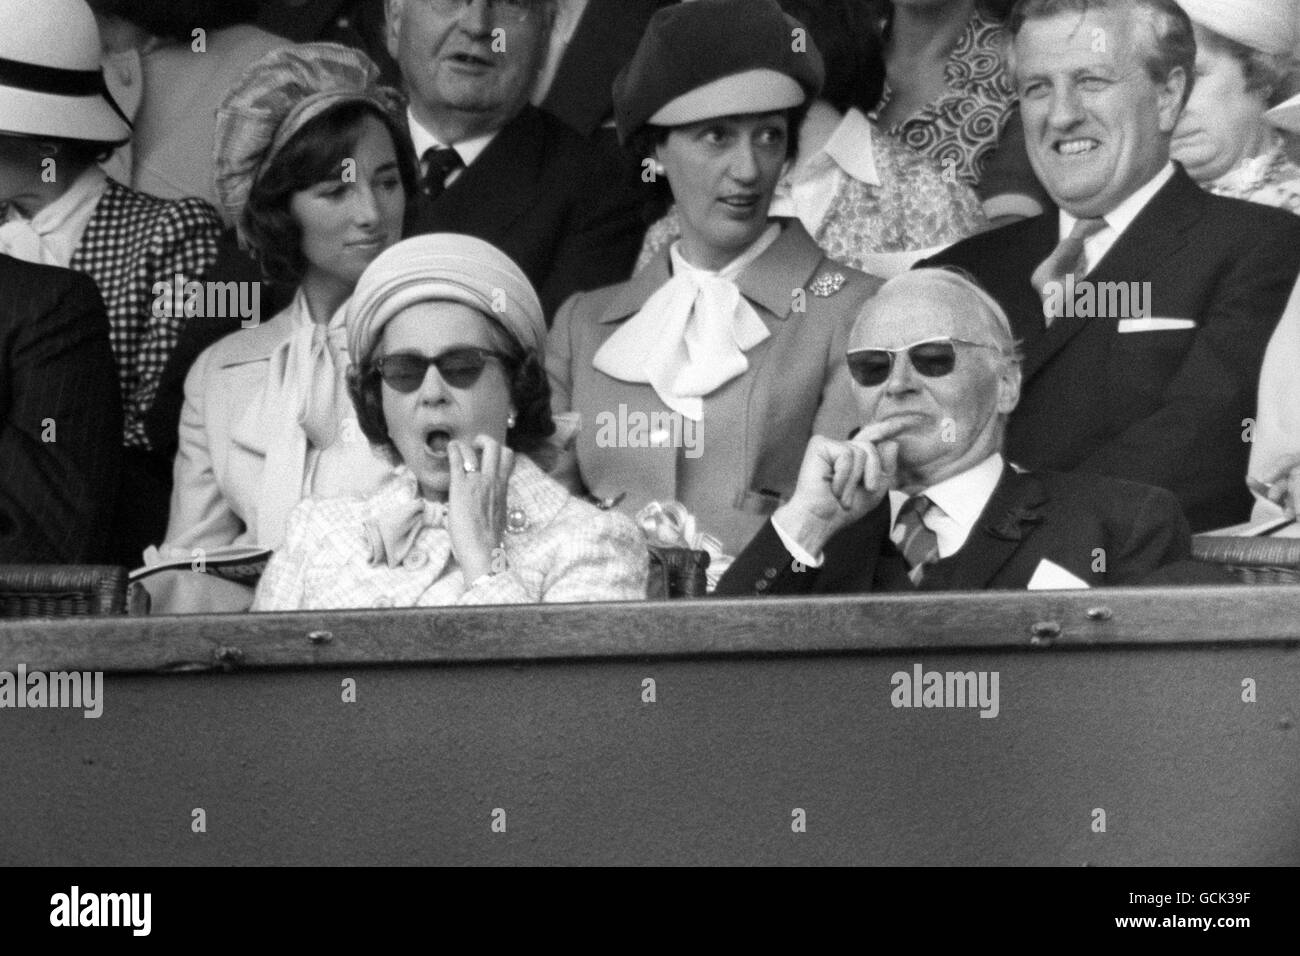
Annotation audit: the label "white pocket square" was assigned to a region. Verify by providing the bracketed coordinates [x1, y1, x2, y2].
[1026, 558, 1091, 590]
[1117, 317, 1196, 333]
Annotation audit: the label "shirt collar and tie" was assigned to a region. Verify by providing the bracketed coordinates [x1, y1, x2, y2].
[1032, 161, 1176, 324]
[406, 107, 497, 197]
[887, 452, 1005, 563]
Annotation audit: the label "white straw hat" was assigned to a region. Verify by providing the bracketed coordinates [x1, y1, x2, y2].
[1267, 92, 1300, 133]
[1176, 0, 1297, 57]
[0, 0, 131, 143]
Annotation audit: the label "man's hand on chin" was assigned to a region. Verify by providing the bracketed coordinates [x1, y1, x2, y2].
[774, 421, 904, 558]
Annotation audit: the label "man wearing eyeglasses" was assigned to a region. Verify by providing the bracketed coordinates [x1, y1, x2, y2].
[715, 269, 1212, 595]
[386, 0, 647, 319]
[918, 0, 1300, 533]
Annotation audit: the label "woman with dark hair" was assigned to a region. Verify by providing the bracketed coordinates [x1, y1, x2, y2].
[549, 0, 883, 562]
[143, 43, 415, 613]
[87, 0, 291, 212]
[0, 0, 221, 563]
[638, 0, 986, 278]
[252, 234, 647, 610]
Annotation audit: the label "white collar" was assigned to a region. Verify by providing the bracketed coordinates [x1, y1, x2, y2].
[406, 107, 497, 168]
[889, 452, 1005, 556]
[1060, 161, 1175, 240]
[669, 222, 781, 280]
[819, 108, 881, 186]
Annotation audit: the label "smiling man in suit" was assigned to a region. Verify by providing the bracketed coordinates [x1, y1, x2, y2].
[386, 0, 647, 318]
[920, 0, 1300, 532]
[715, 269, 1208, 596]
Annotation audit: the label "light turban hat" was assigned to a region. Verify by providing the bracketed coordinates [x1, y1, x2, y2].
[213, 42, 398, 241]
[346, 234, 547, 366]
[1176, 0, 1297, 56]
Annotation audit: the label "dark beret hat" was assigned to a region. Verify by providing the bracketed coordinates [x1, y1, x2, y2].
[612, 0, 825, 145]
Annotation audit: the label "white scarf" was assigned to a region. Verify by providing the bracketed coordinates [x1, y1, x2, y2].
[593, 224, 779, 421]
[0, 166, 108, 267]
[246, 290, 388, 548]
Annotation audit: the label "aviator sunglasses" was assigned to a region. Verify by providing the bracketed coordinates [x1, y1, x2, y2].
[373, 348, 511, 392]
[846, 337, 1003, 387]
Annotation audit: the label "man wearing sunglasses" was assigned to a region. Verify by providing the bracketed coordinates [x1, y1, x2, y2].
[919, 0, 1300, 533]
[715, 269, 1214, 595]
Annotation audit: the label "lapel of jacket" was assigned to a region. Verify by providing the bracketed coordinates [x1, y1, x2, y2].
[923, 465, 1049, 591]
[1021, 166, 1203, 382]
[420, 106, 545, 240]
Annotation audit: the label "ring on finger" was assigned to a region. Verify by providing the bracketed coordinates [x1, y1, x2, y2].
[463, 460, 477, 473]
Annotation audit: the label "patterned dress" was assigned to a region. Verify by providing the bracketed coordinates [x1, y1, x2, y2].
[873, 9, 1017, 189]
[637, 116, 985, 275]
[1204, 138, 1300, 216]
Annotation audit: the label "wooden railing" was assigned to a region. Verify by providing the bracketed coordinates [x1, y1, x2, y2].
[2, 585, 1297, 865]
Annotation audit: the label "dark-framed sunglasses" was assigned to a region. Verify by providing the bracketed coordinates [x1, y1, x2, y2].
[373, 348, 511, 392]
[846, 337, 1003, 387]
[425, 0, 536, 24]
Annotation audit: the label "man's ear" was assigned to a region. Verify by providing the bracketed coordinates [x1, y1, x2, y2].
[1156, 65, 1188, 133]
[996, 358, 1022, 416]
[384, 0, 405, 61]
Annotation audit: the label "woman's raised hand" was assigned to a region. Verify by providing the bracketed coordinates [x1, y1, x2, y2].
[447, 436, 516, 584]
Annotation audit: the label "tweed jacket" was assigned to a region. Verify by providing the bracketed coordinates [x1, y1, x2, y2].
[547, 219, 882, 556]
[69, 178, 221, 450]
[716, 465, 1213, 596]
[0, 255, 122, 563]
[252, 456, 649, 610]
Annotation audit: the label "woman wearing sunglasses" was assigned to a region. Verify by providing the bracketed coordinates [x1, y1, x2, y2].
[142, 44, 415, 613]
[252, 234, 647, 610]
[547, 0, 882, 558]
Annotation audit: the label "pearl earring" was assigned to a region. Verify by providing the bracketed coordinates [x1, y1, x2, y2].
[507, 412, 517, 429]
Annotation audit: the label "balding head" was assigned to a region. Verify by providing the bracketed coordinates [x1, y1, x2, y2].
[848, 269, 1022, 489]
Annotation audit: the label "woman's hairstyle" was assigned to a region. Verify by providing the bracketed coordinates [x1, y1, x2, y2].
[777, 0, 886, 115]
[347, 313, 557, 467]
[84, 0, 260, 41]
[241, 99, 417, 288]
[1197, 25, 1295, 107]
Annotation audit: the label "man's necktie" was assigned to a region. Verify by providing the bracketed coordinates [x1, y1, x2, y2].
[1030, 216, 1107, 326]
[893, 495, 940, 586]
[421, 146, 464, 200]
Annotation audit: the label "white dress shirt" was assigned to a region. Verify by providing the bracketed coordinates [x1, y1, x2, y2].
[773, 452, 1005, 566]
[407, 108, 497, 188]
[1059, 161, 1175, 274]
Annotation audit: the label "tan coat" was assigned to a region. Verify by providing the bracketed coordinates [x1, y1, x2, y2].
[547, 219, 882, 556]
[146, 302, 391, 613]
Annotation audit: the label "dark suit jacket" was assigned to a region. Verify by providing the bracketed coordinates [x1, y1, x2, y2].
[920, 166, 1300, 531]
[405, 105, 648, 320]
[539, 0, 674, 137]
[715, 465, 1219, 596]
[0, 255, 122, 564]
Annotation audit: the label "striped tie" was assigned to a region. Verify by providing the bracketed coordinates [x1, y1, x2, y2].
[894, 495, 940, 585]
[1031, 217, 1107, 326]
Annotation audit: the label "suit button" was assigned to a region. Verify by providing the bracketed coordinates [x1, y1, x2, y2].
[403, 550, 428, 571]
[756, 580, 768, 591]
[764, 567, 778, 579]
